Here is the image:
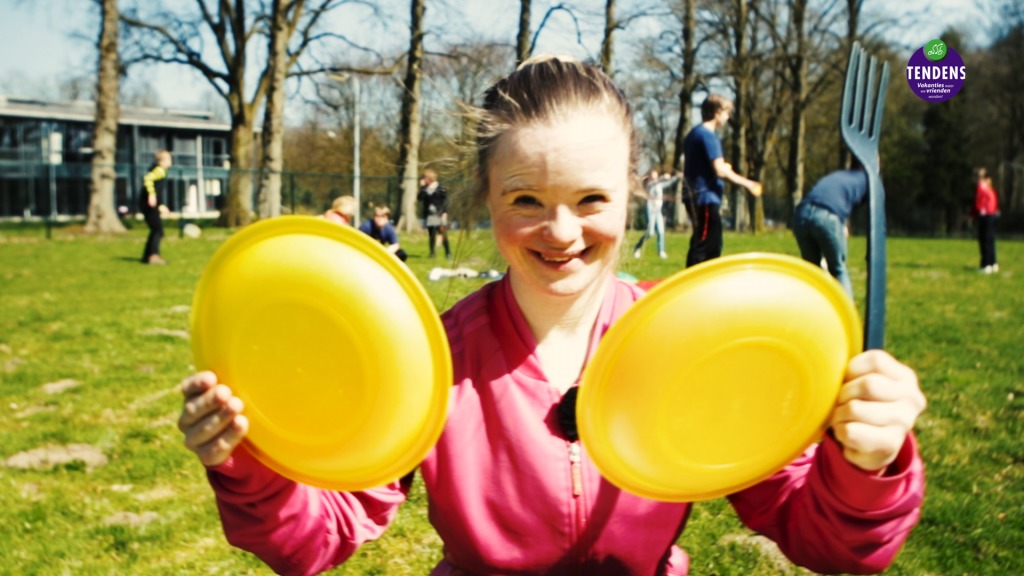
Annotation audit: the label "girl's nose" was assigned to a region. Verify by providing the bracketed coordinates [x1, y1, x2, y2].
[543, 205, 582, 244]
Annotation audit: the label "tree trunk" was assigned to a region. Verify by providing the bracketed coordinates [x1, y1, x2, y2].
[600, 0, 616, 75]
[731, 0, 750, 232]
[517, 0, 532, 66]
[396, 0, 425, 232]
[225, 118, 256, 228]
[219, 0, 256, 229]
[672, 0, 696, 229]
[120, 0, 339, 229]
[785, 0, 808, 218]
[840, 0, 860, 168]
[85, 0, 126, 234]
[257, 0, 294, 220]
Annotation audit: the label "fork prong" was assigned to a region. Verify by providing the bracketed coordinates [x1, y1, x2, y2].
[841, 42, 861, 128]
[862, 55, 878, 134]
[871, 61, 891, 141]
[852, 46, 867, 132]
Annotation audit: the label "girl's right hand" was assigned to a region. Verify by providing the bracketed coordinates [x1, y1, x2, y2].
[177, 371, 249, 467]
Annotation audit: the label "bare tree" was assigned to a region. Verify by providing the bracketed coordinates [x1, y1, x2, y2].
[984, 3, 1024, 213]
[838, 0, 860, 168]
[85, 0, 127, 234]
[395, 0, 425, 231]
[599, 0, 655, 77]
[765, 0, 846, 213]
[517, 0, 532, 65]
[121, 0, 351, 227]
[421, 40, 513, 229]
[728, 0, 754, 232]
[525, 4, 583, 64]
[700, 0, 782, 232]
[257, 0, 296, 219]
[670, 0, 701, 228]
[744, 0, 792, 231]
[601, 0, 617, 74]
[785, 0, 809, 214]
[670, 0, 699, 173]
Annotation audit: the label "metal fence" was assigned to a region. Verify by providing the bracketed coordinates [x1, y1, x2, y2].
[0, 159, 407, 222]
[0, 159, 798, 233]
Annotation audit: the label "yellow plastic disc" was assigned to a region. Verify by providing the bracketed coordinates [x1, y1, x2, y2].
[191, 216, 451, 491]
[578, 253, 862, 502]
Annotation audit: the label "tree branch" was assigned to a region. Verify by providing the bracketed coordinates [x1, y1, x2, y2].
[530, 4, 583, 56]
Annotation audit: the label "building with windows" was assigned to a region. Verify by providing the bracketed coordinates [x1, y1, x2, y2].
[0, 95, 231, 219]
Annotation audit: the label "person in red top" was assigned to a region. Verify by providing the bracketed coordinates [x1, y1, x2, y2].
[175, 55, 927, 575]
[973, 167, 1000, 274]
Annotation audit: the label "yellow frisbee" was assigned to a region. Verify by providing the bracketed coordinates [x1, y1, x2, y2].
[578, 253, 861, 502]
[190, 216, 451, 490]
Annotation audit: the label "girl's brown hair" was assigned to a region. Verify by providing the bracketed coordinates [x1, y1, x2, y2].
[459, 55, 640, 218]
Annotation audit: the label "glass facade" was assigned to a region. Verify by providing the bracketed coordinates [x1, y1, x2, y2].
[0, 105, 231, 218]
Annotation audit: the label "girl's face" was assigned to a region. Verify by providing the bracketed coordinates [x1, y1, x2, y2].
[486, 108, 631, 300]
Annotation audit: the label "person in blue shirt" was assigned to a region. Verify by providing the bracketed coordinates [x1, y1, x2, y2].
[791, 161, 868, 297]
[683, 94, 762, 267]
[359, 205, 408, 262]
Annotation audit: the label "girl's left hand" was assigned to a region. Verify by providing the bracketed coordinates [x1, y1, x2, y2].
[829, 350, 927, 473]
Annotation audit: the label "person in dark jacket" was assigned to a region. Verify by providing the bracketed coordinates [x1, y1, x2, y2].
[418, 168, 451, 259]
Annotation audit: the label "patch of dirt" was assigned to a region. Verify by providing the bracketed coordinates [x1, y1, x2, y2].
[17, 482, 41, 500]
[3, 444, 108, 471]
[4, 356, 26, 373]
[13, 405, 56, 419]
[103, 511, 160, 527]
[139, 328, 190, 339]
[169, 305, 191, 314]
[42, 378, 80, 395]
[135, 486, 177, 502]
[128, 386, 178, 411]
[718, 533, 812, 574]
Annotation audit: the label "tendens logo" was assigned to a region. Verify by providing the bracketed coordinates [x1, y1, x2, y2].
[907, 39, 965, 103]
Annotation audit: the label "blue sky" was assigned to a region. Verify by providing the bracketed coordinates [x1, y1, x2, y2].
[0, 0, 986, 110]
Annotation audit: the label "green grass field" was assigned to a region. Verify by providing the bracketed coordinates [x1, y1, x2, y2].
[1, 221, 1021, 575]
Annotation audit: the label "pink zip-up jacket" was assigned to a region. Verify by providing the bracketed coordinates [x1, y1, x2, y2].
[207, 275, 924, 575]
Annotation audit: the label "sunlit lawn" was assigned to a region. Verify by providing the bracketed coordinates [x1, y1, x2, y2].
[0, 219, 1021, 574]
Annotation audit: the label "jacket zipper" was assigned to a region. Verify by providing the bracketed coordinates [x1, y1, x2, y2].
[568, 441, 587, 567]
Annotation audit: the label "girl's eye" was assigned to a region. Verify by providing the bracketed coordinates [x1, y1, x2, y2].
[512, 195, 542, 207]
[581, 194, 608, 205]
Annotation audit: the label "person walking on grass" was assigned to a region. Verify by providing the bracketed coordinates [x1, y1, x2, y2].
[633, 169, 679, 259]
[176, 55, 926, 576]
[683, 94, 762, 267]
[140, 150, 172, 265]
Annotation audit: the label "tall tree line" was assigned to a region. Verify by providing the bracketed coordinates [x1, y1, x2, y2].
[77, 0, 1024, 235]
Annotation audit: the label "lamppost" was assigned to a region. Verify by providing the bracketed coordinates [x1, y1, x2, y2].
[328, 73, 361, 227]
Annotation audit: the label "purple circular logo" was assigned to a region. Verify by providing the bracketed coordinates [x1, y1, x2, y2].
[906, 41, 965, 103]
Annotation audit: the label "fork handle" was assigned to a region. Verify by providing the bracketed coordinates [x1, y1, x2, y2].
[865, 173, 886, 350]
